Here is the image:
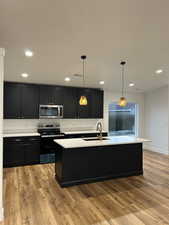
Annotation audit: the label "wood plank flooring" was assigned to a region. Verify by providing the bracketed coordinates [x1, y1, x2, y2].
[1, 150, 169, 225]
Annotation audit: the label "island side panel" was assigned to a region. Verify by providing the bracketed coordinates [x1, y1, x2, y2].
[55, 144, 64, 183]
[55, 143, 143, 187]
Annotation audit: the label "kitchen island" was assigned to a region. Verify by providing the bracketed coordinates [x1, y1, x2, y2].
[54, 136, 150, 187]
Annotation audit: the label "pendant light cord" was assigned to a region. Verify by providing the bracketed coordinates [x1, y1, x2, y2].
[120, 61, 126, 97]
[83, 59, 85, 87]
[81, 55, 87, 87]
[122, 64, 124, 97]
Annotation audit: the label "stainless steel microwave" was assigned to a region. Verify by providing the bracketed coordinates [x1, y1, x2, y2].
[39, 105, 63, 119]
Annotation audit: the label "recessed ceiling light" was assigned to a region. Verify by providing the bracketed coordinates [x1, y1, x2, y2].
[155, 69, 163, 74]
[99, 81, 104, 85]
[129, 82, 135, 87]
[64, 77, 71, 82]
[21, 73, 29, 78]
[25, 49, 34, 57]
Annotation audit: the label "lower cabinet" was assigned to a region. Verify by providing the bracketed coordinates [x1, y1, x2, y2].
[3, 136, 40, 168]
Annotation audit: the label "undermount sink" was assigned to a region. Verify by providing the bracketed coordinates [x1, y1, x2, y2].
[83, 137, 110, 141]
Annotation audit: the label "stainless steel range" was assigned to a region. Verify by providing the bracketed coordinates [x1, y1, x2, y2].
[38, 123, 65, 164]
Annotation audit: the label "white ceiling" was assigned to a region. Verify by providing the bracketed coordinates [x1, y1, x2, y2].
[0, 0, 169, 92]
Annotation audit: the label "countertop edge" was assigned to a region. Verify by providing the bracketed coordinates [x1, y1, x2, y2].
[3, 133, 40, 138]
[54, 138, 151, 149]
[63, 130, 107, 135]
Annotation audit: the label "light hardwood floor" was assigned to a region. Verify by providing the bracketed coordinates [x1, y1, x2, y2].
[1, 150, 169, 225]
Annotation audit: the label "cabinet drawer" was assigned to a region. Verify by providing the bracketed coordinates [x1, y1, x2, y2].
[4, 137, 25, 144]
[4, 136, 40, 143]
[3, 136, 40, 168]
[27, 137, 40, 142]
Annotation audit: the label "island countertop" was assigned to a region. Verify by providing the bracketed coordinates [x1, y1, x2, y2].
[54, 136, 150, 149]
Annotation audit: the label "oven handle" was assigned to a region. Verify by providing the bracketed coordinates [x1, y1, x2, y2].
[41, 134, 65, 138]
[58, 107, 61, 117]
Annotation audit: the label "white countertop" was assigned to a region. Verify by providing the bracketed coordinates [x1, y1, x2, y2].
[63, 130, 107, 135]
[54, 136, 151, 149]
[3, 132, 40, 138]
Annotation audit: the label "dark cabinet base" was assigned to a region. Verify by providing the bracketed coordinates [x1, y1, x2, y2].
[3, 137, 40, 168]
[55, 170, 143, 187]
[55, 143, 143, 187]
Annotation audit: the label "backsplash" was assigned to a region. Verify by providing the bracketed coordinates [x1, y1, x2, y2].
[3, 119, 105, 133]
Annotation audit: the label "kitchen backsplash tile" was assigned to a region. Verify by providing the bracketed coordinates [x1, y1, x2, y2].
[3, 119, 104, 133]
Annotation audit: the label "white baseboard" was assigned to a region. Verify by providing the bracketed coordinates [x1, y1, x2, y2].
[0, 207, 4, 221]
[144, 144, 168, 155]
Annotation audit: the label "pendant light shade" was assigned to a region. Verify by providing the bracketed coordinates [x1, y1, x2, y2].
[119, 97, 127, 107]
[79, 95, 88, 105]
[79, 55, 88, 106]
[118, 61, 127, 107]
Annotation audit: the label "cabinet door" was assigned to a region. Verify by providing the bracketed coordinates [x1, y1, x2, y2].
[4, 82, 21, 119]
[39, 85, 64, 105]
[91, 89, 104, 118]
[77, 88, 92, 118]
[21, 84, 39, 119]
[63, 87, 77, 118]
[3, 138, 25, 167]
[53, 86, 64, 105]
[24, 140, 40, 165]
[39, 85, 54, 104]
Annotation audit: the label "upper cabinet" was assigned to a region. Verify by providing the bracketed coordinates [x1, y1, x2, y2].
[39, 85, 64, 105]
[4, 82, 21, 119]
[63, 87, 78, 118]
[4, 82, 104, 119]
[4, 82, 39, 119]
[77, 88, 104, 118]
[77, 88, 93, 118]
[21, 84, 39, 119]
[91, 89, 104, 118]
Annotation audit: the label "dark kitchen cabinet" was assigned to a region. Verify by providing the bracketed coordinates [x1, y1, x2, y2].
[3, 136, 40, 168]
[63, 87, 78, 118]
[91, 89, 104, 118]
[3, 138, 25, 167]
[4, 82, 39, 119]
[24, 138, 40, 165]
[4, 82, 104, 119]
[76, 88, 104, 118]
[4, 82, 21, 119]
[39, 85, 64, 105]
[21, 84, 39, 118]
[77, 88, 93, 118]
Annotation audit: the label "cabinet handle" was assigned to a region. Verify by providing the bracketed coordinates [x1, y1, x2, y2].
[29, 138, 38, 141]
[15, 138, 22, 142]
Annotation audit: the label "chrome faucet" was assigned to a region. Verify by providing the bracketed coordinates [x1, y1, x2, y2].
[96, 121, 103, 140]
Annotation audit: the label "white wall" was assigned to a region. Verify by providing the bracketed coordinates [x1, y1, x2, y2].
[3, 90, 145, 137]
[144, 85, 168, 154]
[0, 48, 5, 221]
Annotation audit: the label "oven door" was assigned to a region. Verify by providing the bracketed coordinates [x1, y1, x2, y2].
[39, 105, 63, 119]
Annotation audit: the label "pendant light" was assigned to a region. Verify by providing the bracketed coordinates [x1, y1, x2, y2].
[79, 55, 88, 106]
[118, 61, 127, 107]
